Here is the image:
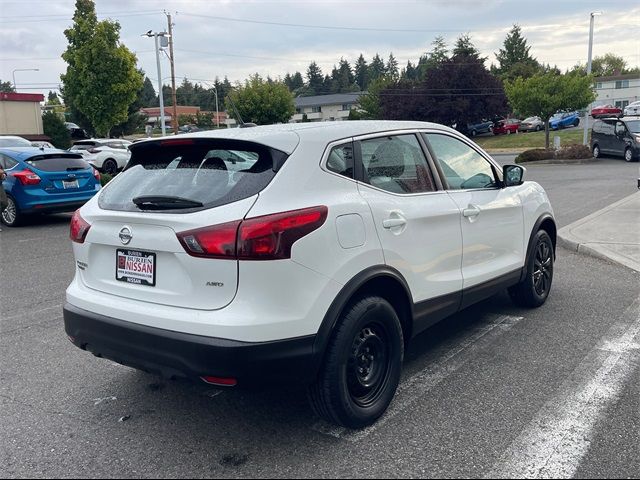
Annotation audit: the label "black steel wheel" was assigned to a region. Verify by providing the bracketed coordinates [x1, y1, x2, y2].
[309, 296, 403, 429]
[509, 230, 554, 308]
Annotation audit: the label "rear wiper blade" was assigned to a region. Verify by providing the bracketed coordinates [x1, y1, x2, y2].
[132, 195, 203, 210]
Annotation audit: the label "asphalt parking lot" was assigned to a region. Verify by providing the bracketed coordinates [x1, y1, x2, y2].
[1, 157, 638, 478]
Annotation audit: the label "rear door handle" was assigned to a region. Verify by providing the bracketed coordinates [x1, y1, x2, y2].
[382, 217, 407, 229]
[463, 205, 481, 218]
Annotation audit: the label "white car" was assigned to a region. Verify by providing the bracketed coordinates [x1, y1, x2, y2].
[64, 121, 556, 428]
[69, 139, 132, 175]
[624, 101, 640, 116]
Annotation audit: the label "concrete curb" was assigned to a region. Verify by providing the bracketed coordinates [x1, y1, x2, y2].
[558, 192, 640, 273]
[517, 157, 596, 166]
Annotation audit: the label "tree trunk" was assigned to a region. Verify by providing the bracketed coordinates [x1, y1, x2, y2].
[545, 120, 550, 149]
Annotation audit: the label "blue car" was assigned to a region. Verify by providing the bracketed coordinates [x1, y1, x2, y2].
[549, 111, 580, 130]
[0, 147, 101, 227]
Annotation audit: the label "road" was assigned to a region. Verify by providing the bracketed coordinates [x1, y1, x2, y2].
[1, 158, 638, 478]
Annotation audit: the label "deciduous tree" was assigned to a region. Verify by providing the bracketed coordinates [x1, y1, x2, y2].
[226, 74, 295, 125]
[505, 73, 596, 147]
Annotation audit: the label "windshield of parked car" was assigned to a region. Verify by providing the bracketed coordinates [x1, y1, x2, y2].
[625, 121, 640, 133]
[99, 139, 288, 213]
[0, 137, 32, 147]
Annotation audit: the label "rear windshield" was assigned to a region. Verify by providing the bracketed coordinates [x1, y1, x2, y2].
[0, 137, 31, 147]
[26, 154, 91, 172]
[98, 139, 288, 213]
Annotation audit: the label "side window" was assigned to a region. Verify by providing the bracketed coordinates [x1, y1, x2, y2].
[424, 133, 498, 190]
[602, 121, 616, 135]
[359, 134, 435, 194]
[615, 122, 627, 136]
[592, 121, 603, 134]
[326, 143, 354, 179]
[0, 154, 18, 170]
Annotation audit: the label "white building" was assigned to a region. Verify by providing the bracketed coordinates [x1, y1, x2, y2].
[291, 92, 365, 123]
[593, 73, 640, 111]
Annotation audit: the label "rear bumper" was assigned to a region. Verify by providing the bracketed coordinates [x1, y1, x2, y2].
[21, 199, 92, 215]
[63, 303, 319, 388]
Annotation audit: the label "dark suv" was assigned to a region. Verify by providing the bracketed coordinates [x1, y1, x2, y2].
[591, 116, 640, 162]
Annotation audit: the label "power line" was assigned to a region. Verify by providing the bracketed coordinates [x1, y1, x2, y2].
[180, 13, 463, 33]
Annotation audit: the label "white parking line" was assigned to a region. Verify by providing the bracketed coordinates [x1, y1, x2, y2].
[312, 314, 524, 441]
[487, 296, 640, 479]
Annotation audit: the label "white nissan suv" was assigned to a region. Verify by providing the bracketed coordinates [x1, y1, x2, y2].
[64, 121, 556, 428]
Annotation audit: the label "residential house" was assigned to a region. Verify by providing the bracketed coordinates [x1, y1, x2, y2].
[593, 73, 640, 111]
[291, 92, 365, 123]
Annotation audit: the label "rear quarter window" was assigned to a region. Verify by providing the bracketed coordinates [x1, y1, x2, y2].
[99, 139, 288, 213]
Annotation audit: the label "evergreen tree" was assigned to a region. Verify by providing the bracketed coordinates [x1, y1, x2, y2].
[495, 25, 539, 80]
[354, 54, 369, 91]
[369, 53, 387, 82]
[335, 58, 356, 93]
[386, 53, 399, 81]
[140, 77, 157, 107]
[403, 60, 419, 81]
[306, 61, 324, 95]
[47, 91, 61, 105]
[417, 36, 449, 79]
[291, 72, 304, 90]
[452, 34, 483, 61]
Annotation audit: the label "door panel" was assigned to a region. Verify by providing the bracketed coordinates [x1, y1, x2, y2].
[355, 133, 463, 305]
[423, 132, 525, 290]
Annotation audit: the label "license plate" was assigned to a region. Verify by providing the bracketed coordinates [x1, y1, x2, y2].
[116, 249, 156, 286]
[63, 180, 79, 189]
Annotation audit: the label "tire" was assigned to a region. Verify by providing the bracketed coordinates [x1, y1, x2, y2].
[471, 129, 477, 137]
[536, 125, 542, 132]
[624, 147, 634, 162]
[573, 119, 580, 127]
[509, 230, 554, 308]
[308, 296, 404, 429]
[102, 159, 118, 175]
[1, 194, 22, 227]
[506, 129, 511, 135]
[592, 144, 600, 158]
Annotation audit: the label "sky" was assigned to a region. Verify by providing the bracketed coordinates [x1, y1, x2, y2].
[0, 0, 639, 97]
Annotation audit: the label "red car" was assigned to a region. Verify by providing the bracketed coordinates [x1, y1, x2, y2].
[493, 118, 520, 135]
[591, 105, 622, 118]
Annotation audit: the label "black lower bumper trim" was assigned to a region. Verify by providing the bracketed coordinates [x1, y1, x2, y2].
[63, 303, 318, 388]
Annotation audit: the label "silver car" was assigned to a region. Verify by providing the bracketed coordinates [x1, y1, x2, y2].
[624, 101, 640, 116]
[519, 116, 544, 132]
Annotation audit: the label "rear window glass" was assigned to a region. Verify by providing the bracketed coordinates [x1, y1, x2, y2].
[0, 137, 31, 147]
[99, 139, 288, 213]
[25, 155, 90, 172]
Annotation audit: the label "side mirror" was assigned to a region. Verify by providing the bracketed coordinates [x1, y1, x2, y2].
[503, 164, 526, 187]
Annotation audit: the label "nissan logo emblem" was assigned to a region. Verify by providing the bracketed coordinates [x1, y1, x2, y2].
[119, 227, 133, 245]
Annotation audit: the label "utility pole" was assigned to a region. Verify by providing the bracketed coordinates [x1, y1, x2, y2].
[166, 12, 179, 135]
[584, 11, 602, 146]
[144, 30, 169, 136]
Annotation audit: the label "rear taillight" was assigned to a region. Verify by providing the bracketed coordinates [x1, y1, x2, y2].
[88, 148, 101, 154]
[176, 206, 328, 260]
[177, 220, 241, 259]
[92, 167, 101, 183]
[12, 169, 41, 185]
[238, 206, 328, 260]
[70, 210, 91, 243]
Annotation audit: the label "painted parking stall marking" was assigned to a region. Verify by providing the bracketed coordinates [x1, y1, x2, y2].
[312, 314, 524, 441]
[487, 296, 640, 479]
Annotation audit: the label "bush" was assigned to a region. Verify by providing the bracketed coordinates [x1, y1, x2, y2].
[555, 144, 591, 159]
[515, 149, 555, 163]
[100, 173, 113, 187]
[516, 144, 592, 163]
[42, 111, 71, 149]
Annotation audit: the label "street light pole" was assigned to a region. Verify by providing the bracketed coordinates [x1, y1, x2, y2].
[153, 33, 166, 136]
[166, 12, 179, 135]
[584, 11, 602, 146]
[12, 68, 39, 90]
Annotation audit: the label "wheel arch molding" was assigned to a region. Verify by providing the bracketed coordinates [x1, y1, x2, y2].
[312, 265, 414, 370]
[523, 214, 557, 280]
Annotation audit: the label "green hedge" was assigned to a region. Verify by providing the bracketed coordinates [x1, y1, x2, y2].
[516, 144, 592, 163]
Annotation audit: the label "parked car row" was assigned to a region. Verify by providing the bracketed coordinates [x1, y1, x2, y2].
[69, 139, 132, 175]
